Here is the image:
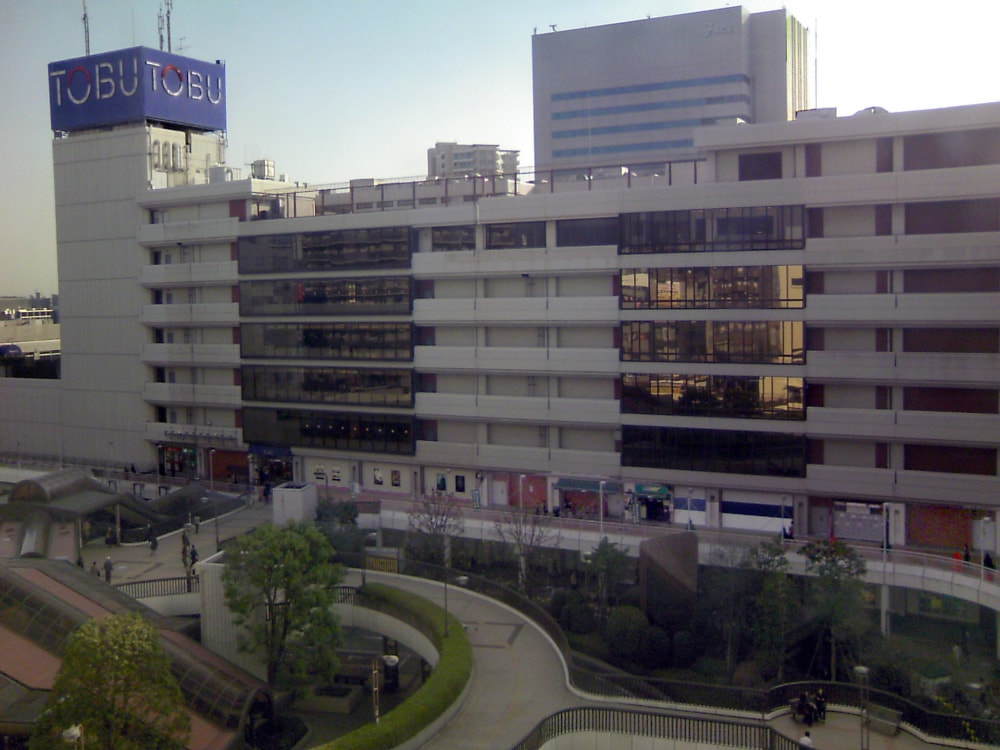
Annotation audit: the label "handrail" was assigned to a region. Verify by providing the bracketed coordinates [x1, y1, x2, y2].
[510, 707, 794, 750]
[115, 575, 199, 598]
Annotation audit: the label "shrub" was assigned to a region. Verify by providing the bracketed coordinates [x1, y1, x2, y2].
[604, 606, 648, 663]
[561, 602, 597, 634]
[673, 630, 697, 668]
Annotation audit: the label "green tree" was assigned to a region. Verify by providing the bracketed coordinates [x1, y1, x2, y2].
[801, 538, 867, 681]
[751, 538, 800, 681]
[695, 544, 757, 681]
[223, 521, 343, 687]
[589, 537, 632, 623]
[30, 611, 190, 750]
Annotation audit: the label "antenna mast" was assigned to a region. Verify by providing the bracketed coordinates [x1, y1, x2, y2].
[82, 0, 90, 55]
[165, 0, 174, 52]
[157, 4, 164, 50]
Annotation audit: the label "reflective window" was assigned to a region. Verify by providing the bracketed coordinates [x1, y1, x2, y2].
[622, 374, 804, 420]
[238, 227, 412, 273]
[432, 226, 476, 252]
[620, 205, 805, 253]
[486, 221, 546, 249]
[244, 408, 414, 455]
[556, 217, 620, 246]
[621, 266, 803, 309]
[240, 278, 411, 316]
[622, 321, 803, 364]
[622, 426, 806, 477]
[242, 366, 413, 408]
[241, 322, 412, 361]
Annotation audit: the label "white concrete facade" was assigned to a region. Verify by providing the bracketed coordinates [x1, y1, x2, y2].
[3, 42, 999, 552]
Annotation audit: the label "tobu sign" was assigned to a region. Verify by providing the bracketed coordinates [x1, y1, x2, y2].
[49, 46, 226, 132]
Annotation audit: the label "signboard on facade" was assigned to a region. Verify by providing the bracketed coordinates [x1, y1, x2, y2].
[49, 46, 226, 132]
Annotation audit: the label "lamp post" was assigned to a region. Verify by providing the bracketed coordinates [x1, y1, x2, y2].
[209, 448, 217, 493]
[855, 665, 870, 750]
[599, 480, 606, 541]
[687, 487, 694, 530]
[518, 474, 526, 513]
[781, 494, 788, 539]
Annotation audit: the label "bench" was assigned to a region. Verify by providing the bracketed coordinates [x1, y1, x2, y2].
[866, 704, 902, 735]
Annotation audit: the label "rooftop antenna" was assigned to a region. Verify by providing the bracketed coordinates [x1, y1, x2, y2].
[157, 4, 164, 50]
[165, 0, 174, 52]
[82, 0, 90, 55]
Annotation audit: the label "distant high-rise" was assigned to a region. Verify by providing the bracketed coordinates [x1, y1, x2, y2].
[427, 142, 519, 179]
[532, 6, 809, 173]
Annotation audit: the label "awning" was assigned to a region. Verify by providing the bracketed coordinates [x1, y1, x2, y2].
[553, 479, 622, 493]
[248, 443, 292, 458]
[634, 484, 672, 498]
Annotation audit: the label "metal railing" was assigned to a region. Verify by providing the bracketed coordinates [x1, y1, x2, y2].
[511, 707, 787, 750]
[115, 575, 199, 598]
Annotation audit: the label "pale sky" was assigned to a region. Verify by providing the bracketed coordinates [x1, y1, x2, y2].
[1, 0, 998, 296]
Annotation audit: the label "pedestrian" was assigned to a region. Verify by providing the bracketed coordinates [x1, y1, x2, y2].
[189, 544, 199, 571]
[149, 533, 158, 556]
[193, 515, 201, 534]
[182, 545, 189, 568]
[103, 556, 113, 583]
[814, 688, 827, 722]
[798, 730, 813, 747]
[105, 527, 114, 547]
[90, 561, 100, 577]
[964, 544, 972, 563]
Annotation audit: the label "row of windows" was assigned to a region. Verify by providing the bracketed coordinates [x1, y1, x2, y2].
[620, 206, 806, 253]
[622, 321, 804, 364]
[621, 426, 806, 477]
[240, 279, 411, 316]
[241, 323, 413, 361]
[243, 408, 414, 455]
[242, 366, 414, 408]
[432, 209, 804, 254]
[552, 93, 751, 121]
[239, 228, 413, 274]
[622, 374, 804, 420]
[621, 266, 804, 309]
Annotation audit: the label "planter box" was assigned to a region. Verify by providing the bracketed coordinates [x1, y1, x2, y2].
[297, 685, 364, 714]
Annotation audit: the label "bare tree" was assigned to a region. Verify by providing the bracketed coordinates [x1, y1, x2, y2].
[494, 506, 560, 595]
[407, 493, 464, 565]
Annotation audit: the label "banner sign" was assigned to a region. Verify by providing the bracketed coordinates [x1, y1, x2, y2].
[49, 46, 226, 132]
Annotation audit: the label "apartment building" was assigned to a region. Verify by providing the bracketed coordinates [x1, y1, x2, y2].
[426, 142, 519, 179]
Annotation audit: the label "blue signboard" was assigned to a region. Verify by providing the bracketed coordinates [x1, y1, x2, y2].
[49, 47, 226, 132]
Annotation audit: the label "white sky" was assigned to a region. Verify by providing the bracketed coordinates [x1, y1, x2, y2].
[1, 0, 998, 295]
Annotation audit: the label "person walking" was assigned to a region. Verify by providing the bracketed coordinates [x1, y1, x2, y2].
[90, 561, 100, 577]
[103, 556, 113, 583]
[798, 730, 813, 747]
[189, 544, 199, 573]
[149, 533, 158, 556]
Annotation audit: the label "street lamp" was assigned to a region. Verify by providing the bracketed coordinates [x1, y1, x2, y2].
[599, 480, 606, 540]
[209, 448, 217, 493]
[518, 474, 526, 513]
[855, 665, 870, 750]
[687, 487, 694, 530]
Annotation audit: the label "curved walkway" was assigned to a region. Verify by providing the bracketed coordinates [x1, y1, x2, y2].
[83, 503, 959, 750]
